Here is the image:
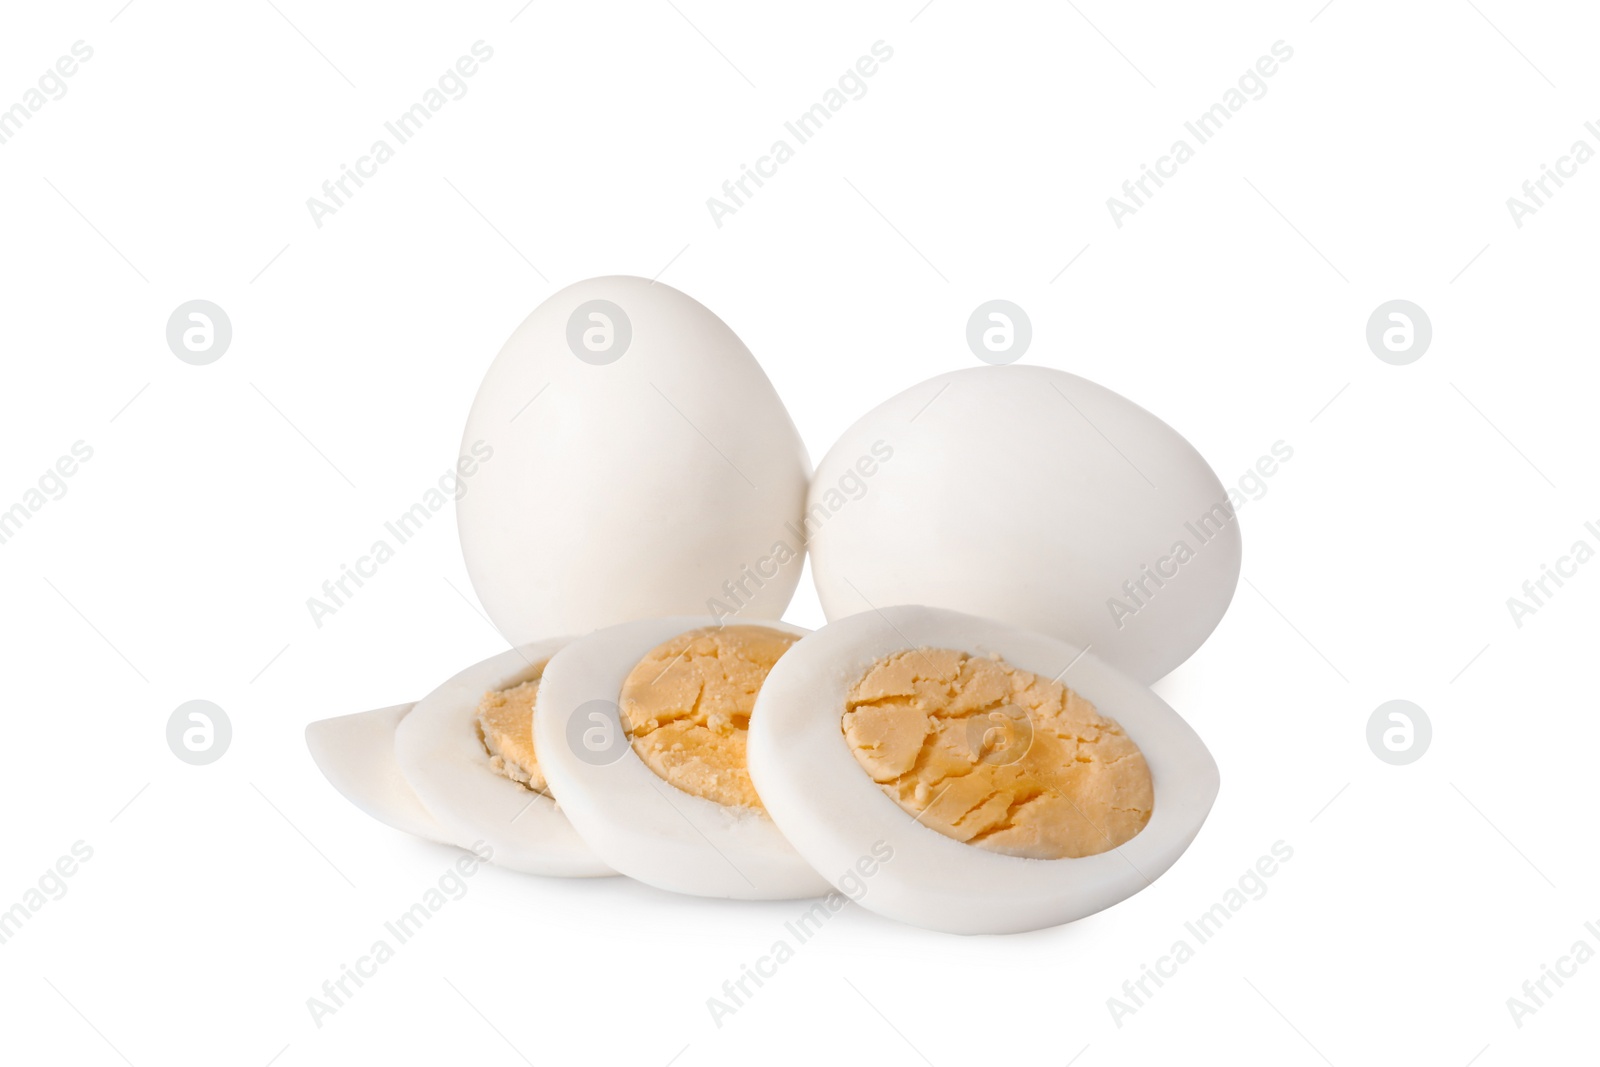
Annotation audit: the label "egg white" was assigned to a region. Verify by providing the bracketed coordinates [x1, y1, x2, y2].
[305, 703, 450, 844]
[747, 605, 1221, 934]
[533, 617, 831, 900]
[391, 639, 614, 878]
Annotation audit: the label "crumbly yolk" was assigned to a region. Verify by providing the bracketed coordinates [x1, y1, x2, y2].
[842, 648, 1153, 859]
[620, 625, 799, 810]
[477, 678, 547, 793]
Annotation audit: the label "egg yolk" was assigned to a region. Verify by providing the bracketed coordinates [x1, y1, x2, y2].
[477, 678, 548, 793]
[620, 625, 799, 810]
[842, 648, 1153, 859]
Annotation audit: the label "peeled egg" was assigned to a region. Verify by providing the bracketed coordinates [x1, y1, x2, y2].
[458, 276, 811, 646]
[747, 605, 1220, 934]
[807, 366, 1240, 683]
[391, 639, 613, 878]
[533, 617, 831, 900]
[305, 703, 449, 844]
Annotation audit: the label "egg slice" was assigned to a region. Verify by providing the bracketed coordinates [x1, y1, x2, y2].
[533, 617, 831, 900]
[807, 365, 1240, 684]
[458, 276, 811, 647]
[747, 606, 1220, 934]
[305, 703, 449, 844]
[391, 639, 613, 878]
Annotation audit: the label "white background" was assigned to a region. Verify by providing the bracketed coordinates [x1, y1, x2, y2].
[2, 1, 1597, 1064]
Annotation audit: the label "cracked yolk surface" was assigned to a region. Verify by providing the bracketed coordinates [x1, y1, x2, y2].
[477, 678, 547, 793]
[621, 625, 799, 810]
[842, 648, 1153, 859]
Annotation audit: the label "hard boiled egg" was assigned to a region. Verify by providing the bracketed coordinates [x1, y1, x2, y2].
[390, 639, 613, 878]
[458, 277, 811, 646]
[533, 617, 831, 900]
[305, 703, 449, 844]
[747, 605, 1219, 934]
[806, 365, 1240, 683]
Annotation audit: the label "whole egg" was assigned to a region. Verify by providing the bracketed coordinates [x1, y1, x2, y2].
[806, 365, 1240, 683]
[458, 276, 811, 645]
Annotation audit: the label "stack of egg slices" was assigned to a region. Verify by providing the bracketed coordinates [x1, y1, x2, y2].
[307, 277, 1234, 935]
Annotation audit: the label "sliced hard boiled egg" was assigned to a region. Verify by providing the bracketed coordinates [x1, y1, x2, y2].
[305, 703, 449, 844]
[392, 639, 613, 878]
[533, 618, 831, 900]
[747, 606, 1220, 934]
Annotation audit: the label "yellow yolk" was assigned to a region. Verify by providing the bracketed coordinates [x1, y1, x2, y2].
[620, 625, 799, 810]
[842, 648, 1153, 859]
[477, 678, 547, 792]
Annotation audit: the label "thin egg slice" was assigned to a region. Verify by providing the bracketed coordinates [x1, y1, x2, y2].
[747, 605, 1220, 934]
[392, 639, 613, 878]
[305, 703, 449, 844]
[533, 617, 831, 900]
